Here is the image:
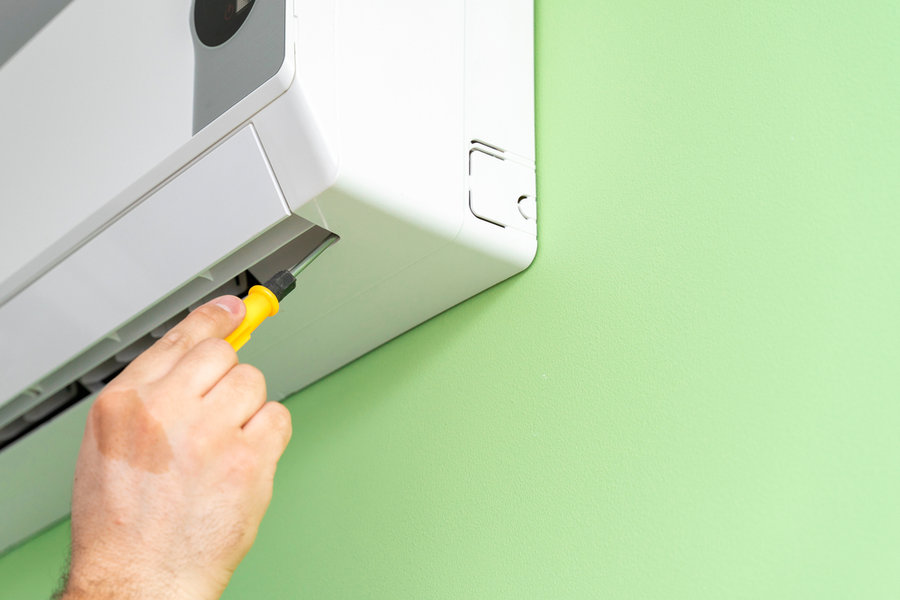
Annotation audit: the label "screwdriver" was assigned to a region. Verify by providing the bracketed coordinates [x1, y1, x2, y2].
[225, 234, 338, 351]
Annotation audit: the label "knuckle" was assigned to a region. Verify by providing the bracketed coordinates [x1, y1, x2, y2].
[198, 337, 236, 361]
[99, 375, 127, 394]
[236, 363, 265, 385]
[268, 403, 293, 438]
[156, 329, 194, 353]
[89, 393, 116, 420]
[88, 387, 148, 435]
[236, 362, 263, 378]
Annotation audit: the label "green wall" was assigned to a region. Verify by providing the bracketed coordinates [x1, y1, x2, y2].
[3, 1, 900, 597]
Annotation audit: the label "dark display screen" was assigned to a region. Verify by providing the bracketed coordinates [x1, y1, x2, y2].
[194, 0, 255, 47]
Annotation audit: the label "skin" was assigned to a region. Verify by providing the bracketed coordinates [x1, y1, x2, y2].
[59, 295, 292, 600]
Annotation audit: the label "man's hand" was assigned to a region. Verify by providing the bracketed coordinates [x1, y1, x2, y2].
[61, 296, 292, 600]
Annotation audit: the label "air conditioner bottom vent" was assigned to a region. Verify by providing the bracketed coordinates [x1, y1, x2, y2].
[0, 222, 336, 452]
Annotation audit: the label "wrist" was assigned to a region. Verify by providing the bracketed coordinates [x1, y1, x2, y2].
[62, 559, 224, 600]
[62, 563, 167, 600]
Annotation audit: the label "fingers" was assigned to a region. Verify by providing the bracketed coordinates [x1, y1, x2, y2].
[205, 363, 268, 426]
[157, 338, 238, 397]
[242, 402, 292, 465]
[118, 296, 245, 386]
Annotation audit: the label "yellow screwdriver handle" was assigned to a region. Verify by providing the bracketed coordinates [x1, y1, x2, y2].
[225, 285, 280, 351]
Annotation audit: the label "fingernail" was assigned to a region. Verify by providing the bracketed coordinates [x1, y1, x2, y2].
[213, 296, 243, 315]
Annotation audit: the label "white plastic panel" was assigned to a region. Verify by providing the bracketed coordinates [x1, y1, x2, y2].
[324, 0, 465, 237]
[0, 393, 91, 552]
[0, 126, 290, 404]
[0, 0, 195, 284]
[469, 149, 537, 236]
[465, 0, 535, 161]
[0, 0, 298, 302]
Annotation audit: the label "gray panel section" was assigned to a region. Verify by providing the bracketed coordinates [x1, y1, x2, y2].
[0, 0, 75, 67]
[192, 0, 286, 133]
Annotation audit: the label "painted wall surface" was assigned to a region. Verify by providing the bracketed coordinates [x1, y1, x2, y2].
[3, 0, 900, 597]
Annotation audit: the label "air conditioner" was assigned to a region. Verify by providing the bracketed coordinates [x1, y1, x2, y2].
[0, 0, 536, 553]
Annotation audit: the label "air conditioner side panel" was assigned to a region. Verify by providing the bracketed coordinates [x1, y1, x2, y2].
[0, 399, 90, 552]
[243, 194, 537, 400]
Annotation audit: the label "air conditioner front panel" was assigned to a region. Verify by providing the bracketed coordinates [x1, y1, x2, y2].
[0, 0, 295, 288]
[0, 125, 291, 405]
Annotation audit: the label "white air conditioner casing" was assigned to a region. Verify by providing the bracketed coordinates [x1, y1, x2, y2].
[0, 0, 535, 553]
